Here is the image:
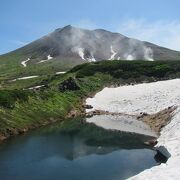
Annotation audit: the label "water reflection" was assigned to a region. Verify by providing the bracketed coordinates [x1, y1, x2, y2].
[0, 118, 159, 180]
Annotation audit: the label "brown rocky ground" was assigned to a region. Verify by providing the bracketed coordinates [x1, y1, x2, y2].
[139, 106, 177, 135]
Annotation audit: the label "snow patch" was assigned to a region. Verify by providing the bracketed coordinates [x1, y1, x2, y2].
[55, 71, 66, 75]
[38, 55, 53, 63]
[47, 55, 53, 60]
[109, 45, 117, 60]
[21, 58, 30, 67]
[11, 76, 39, 82]
[28, 85, 45, 90]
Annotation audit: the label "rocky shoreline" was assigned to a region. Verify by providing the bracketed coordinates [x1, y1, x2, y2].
[1, 99, 175, 143]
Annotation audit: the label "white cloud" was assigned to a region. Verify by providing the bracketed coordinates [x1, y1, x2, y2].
[117, 19, 180, 51]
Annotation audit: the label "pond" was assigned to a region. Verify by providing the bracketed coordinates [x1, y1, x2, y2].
[0, 117, 160, 180]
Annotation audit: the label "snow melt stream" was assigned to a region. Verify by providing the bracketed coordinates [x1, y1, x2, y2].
[86, 79, 180, 179]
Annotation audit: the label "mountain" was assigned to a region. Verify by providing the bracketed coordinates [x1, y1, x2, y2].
[8, 25, 180, 61]
[0, 25, 180, 79]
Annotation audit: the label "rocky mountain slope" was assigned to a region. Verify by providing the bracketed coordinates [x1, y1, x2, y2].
[8, 25, 180, 62]
[0, 25, 180, 80]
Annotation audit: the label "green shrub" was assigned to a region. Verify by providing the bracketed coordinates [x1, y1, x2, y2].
[0, 90, 31, 108]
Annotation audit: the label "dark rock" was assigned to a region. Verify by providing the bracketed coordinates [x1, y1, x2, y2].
[137, 115, 142, 119]
[140, 112, 149, 116]
[83, 104, 93, 109]
[18, 128, 28, 134]
[86, 113, 93, 118]
[155, 145, 171, 159]
[154, 149, 169, 164]
[160, 124, 165, 129]
[59, 77, 80, 92]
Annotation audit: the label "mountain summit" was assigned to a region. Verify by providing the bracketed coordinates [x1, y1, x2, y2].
[0, 25, 180, 73]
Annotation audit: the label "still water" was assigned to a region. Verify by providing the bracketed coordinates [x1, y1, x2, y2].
[0, 118, 159, 180]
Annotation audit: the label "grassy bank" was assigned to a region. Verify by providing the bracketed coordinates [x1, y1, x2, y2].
[0, 60, 180, 140]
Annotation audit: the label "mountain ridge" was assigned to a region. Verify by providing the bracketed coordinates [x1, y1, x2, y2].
[0, 25, 180, 80]
[1, 25, 180, 61]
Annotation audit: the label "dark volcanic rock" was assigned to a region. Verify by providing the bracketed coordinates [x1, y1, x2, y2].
[83, 104, 93, 109]
[59, 77, 80, 92]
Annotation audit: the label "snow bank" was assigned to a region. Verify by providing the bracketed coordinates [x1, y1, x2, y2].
[86, 79, 180, 114]
[86, 79, 180, 179]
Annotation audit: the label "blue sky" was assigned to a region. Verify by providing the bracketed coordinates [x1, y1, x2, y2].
[1, 0, 180, 54]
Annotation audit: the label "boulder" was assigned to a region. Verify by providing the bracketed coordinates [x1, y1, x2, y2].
[83, 104, 93, 109]
[59, 77, 80, 92]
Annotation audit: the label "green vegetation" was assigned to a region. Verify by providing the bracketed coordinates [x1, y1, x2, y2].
[0, 52, 83, 82]
[70, 60, 180, 79]
[0, 90, 31, 108]
[0, 60, 180, 140]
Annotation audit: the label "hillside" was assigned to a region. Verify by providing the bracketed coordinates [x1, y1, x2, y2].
[0, 60, 180, 140]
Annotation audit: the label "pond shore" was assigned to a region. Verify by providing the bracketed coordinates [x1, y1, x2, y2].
[1, 78, 179, 145]
[85, 106, 176, 136]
